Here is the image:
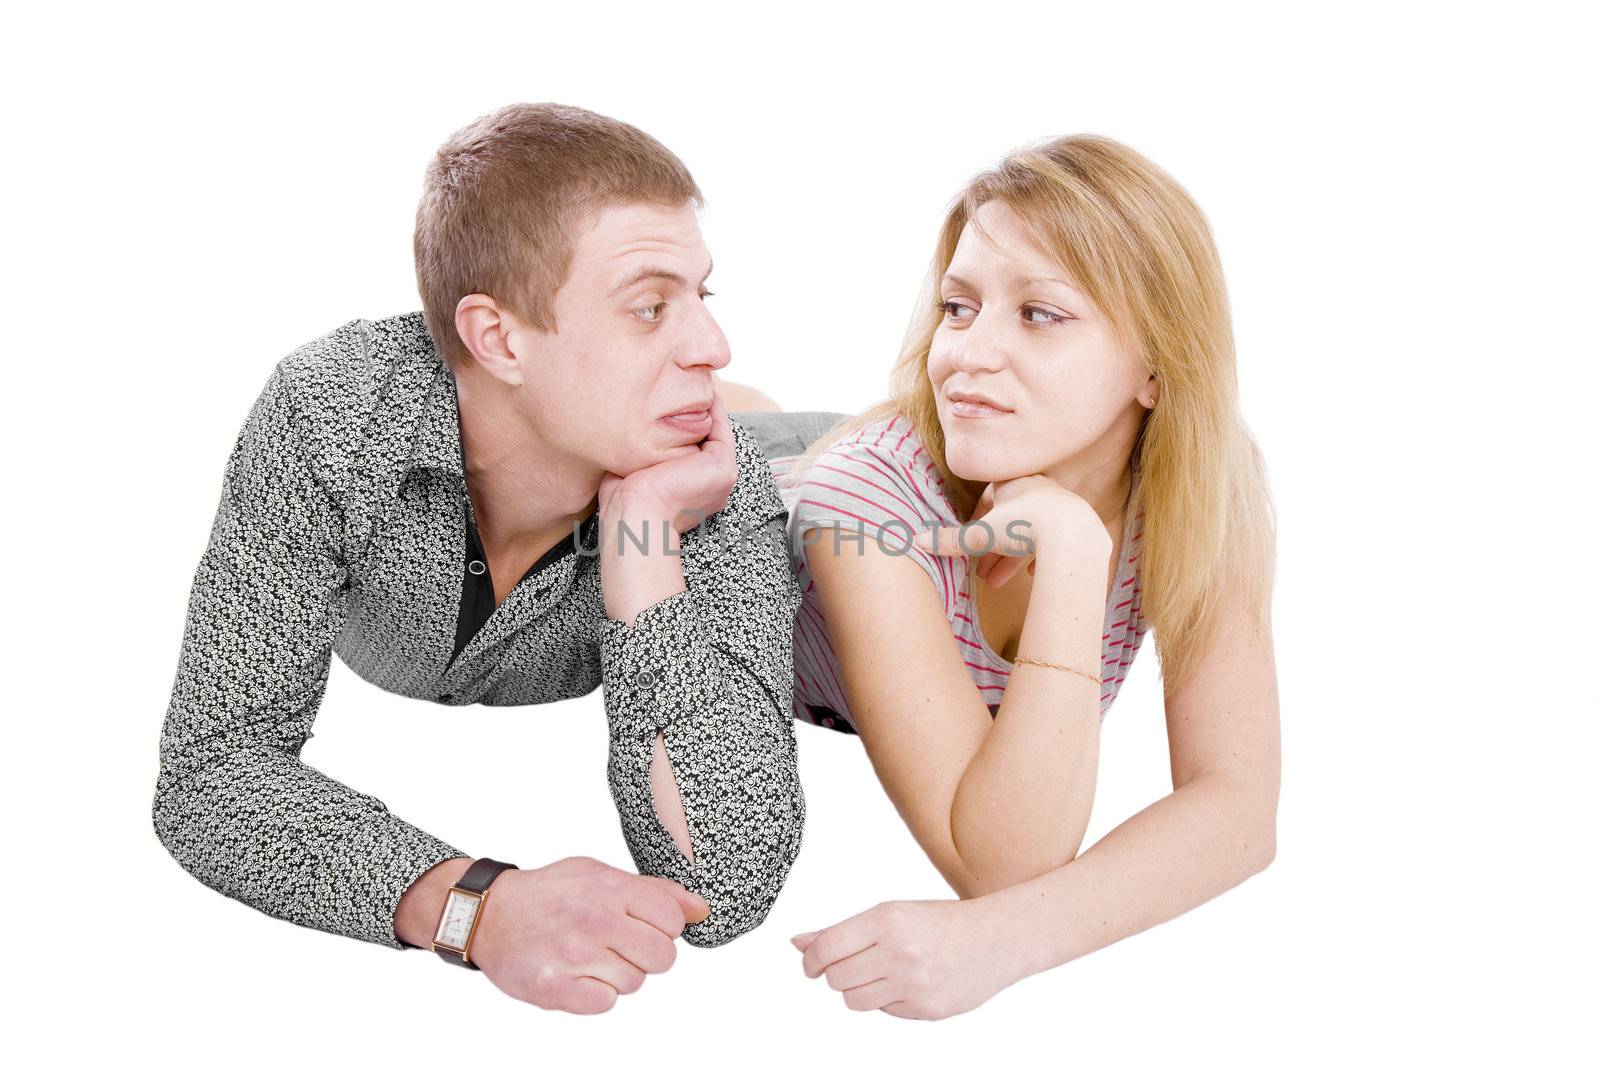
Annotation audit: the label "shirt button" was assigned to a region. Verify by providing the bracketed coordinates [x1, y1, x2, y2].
[467, 560, 486, 576]
[635, 669, 658, 688]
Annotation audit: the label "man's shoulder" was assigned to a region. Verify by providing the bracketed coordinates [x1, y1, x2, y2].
[273, 310, 436, 413]
[264, 310, 444, 492]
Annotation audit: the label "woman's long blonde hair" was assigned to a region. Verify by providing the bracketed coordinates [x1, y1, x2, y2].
[790, 133, 1276, 690]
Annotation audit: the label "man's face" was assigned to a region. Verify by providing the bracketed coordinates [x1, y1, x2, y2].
[502, 200, 730, 476]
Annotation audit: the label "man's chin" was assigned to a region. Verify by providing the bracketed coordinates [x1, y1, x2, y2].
[611, 436, 702, 477]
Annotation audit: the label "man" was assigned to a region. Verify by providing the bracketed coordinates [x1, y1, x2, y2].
[151, 102, 806, 1014]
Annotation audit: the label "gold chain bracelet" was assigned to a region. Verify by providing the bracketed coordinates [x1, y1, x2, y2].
[1012, 656, 1102, 687]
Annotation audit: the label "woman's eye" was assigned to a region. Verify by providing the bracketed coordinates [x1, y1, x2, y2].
[632, 302, 667, 323]
[938, 299, 975, 321]
[1022, 305, 1069, 325]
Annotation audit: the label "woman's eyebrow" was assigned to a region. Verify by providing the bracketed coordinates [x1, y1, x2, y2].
[941, 269, 1079, 295]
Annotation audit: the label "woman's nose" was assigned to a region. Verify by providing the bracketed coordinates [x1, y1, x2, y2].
[946, 316, 1008, 373]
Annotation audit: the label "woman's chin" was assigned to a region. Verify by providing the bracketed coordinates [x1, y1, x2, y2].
[943, 437, 1004, 483]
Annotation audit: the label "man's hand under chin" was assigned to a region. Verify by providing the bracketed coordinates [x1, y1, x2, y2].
[597, 391, 738, 543]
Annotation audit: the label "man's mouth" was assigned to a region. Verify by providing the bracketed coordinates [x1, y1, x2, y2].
[660, 404, 713, 435]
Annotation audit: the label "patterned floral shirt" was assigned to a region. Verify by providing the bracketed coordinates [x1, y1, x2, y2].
[152, 311, 806, 952]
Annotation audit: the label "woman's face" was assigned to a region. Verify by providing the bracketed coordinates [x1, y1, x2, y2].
[927, 199, 1156, 491]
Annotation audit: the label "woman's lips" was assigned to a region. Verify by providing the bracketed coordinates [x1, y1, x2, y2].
[660, 407, 713, 435]
[950, 399, 1011, 419]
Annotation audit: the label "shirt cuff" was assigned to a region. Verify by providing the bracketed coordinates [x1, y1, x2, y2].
[599, 587, 724, 742]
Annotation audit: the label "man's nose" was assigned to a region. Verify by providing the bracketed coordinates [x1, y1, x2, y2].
[678, 300, 732, 371]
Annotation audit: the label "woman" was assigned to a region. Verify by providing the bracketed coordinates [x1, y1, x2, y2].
[720, 133, 1279, 1020]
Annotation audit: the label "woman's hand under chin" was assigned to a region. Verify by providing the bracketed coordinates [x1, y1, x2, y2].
[913, 473, 1112, 590]
[789, 898, 1025, 1019]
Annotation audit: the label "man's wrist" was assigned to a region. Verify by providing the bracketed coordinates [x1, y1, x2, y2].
[599, 503, 691, 624]
[394, 855, 475, 949]
[600, 487, 677, 525]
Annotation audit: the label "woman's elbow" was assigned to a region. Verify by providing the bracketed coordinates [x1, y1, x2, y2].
[1245, 808, 1277, 876]
[1214, 769, 1277, 877]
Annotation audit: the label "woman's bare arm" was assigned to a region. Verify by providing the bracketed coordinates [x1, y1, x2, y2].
[806, 520, 1104, 897]
[809, 485, 1116, 895]
[946, 535, 1111, 889]
[970, 586, 1280, 980]
[803, 527, 998, 895]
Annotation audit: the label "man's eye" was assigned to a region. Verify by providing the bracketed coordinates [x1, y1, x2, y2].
[633, 302, 667, 323]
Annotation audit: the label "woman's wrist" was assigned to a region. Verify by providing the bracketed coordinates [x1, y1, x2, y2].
[965, 885, 1067, 987]
[1030, 518, 1112, 579]
[1019, 532, 1110, 671]
[1030, 495, 1113, 565]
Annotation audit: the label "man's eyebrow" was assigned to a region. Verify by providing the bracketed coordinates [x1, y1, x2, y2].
[607, 258, 715, 298]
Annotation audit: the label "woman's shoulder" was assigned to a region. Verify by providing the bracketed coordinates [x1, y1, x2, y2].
[783, 412, 962, 615]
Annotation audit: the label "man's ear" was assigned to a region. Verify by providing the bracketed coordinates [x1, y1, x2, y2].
[454, 294, 527, 387]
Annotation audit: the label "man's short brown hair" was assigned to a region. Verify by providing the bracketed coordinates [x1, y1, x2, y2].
[414, 102, 704, 370]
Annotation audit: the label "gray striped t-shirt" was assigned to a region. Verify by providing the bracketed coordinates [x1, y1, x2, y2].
[753, 412, 1148, 734]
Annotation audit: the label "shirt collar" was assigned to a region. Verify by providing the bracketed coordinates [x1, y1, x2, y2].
[407, 356, 467, 479]
[374, 308, 465, 480]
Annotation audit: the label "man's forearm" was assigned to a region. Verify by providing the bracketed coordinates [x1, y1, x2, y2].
[600, 505, 696, 860]
[597, 503, 805, 946]
[972, 771, 1277, 984]
[152, 740, 471, 949]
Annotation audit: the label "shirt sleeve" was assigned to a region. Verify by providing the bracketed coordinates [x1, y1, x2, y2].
[598, 419, 806, 948]
[151, 362, 468, 951]
[786, 430, 957, 615]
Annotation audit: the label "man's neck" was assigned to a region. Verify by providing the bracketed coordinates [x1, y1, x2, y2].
[453, 365, 600, 553]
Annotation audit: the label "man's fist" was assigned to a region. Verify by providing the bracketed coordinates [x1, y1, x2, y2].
[465, 856, 709, 1013]
[400, 855, 708, 1013]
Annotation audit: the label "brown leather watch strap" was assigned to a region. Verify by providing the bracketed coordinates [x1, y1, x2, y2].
[434, 857, 519, 970]
[438, 945, 478, 968]
[458, 856, 518, 894]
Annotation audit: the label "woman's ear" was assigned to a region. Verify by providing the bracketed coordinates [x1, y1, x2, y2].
[1139, 373, 1159, 410]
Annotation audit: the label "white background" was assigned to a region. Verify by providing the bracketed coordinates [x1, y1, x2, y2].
[6, 0, 1595, 1061]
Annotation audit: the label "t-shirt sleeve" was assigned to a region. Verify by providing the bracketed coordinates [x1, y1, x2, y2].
[785, 432, 957, 616]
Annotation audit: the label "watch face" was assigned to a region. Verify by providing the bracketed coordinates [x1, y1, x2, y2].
[434, 889, 482, 951]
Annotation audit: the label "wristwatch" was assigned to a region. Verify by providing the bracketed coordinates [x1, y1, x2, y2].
[432, 857, 518, 969]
